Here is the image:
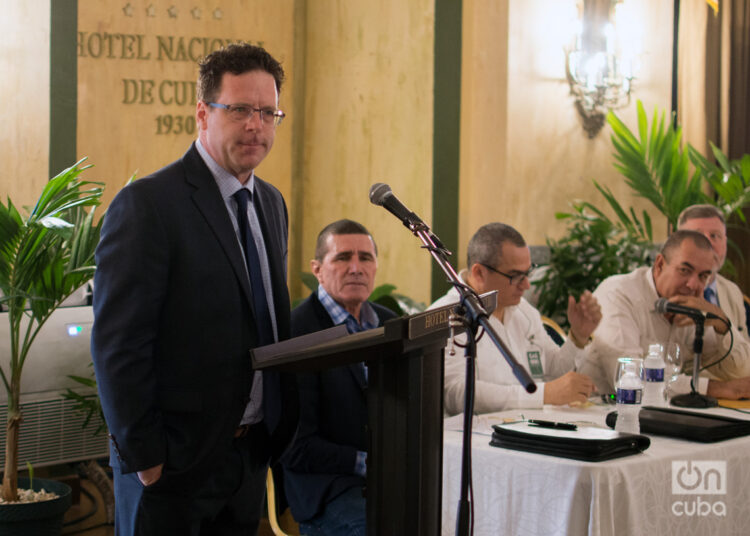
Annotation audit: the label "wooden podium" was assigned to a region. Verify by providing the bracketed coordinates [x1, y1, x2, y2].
[252, 303, 470, 535]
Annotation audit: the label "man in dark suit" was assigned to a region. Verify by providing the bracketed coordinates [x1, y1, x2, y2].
[282, 219, 397, 536]
[91, 43, 297, 535]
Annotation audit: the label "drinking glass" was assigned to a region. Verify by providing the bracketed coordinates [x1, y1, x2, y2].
[614, 357, 644, 390]
[663, 342, 683, 400]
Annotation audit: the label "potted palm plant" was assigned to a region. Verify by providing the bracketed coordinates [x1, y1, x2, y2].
[0, 159, 103, 532]
[535, 101, 750, 323]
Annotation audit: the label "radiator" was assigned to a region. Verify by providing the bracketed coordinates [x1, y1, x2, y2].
[0, 303, 109, 469]
[0, 395, 109, 469]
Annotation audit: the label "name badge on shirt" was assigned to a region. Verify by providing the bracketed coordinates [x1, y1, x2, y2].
[527, 351, 543, 379]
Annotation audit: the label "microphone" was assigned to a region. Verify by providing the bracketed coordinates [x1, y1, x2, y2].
[654, 298, 721, 321]
[369, 183, 425, 229]
[369, 183, 450, 253]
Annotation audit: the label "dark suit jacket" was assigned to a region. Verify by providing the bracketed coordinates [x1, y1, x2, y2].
[282, 291, 396, 522]
[91, 143, 297, 490]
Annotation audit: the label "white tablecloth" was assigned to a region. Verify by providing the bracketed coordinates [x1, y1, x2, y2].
[442, 404, 750, 536]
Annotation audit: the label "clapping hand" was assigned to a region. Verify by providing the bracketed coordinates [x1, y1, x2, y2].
[567, 290, 602, 344]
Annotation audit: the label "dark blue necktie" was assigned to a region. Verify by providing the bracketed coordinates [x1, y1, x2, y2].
[704, 286, 716, 305]
[233, 189, 274, 346]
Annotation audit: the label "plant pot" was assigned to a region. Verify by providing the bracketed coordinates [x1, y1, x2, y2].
[0, 477, 73, 536]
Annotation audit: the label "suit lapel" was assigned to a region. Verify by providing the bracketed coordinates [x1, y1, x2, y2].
[181, 145, 254, 309]
[253, 178, 290, 341]
[310, 293, 367, 393]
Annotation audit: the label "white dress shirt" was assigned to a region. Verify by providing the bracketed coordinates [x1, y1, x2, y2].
[429, 271, 587, 415]
[592, 266, 750, 395]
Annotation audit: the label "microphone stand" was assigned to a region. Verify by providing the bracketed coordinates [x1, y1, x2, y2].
[455, 314, 477, 536]
[670, 317, 718, 408]
[401, 220, 537, 536]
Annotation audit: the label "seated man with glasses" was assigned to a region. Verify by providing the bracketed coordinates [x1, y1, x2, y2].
[429, 222, 601, 415]
[592, 230, 750, 399]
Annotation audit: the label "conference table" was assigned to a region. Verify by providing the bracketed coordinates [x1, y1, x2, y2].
[441, 402, 750, 536]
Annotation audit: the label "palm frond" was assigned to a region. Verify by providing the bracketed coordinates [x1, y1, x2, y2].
[1, 159, 104, 403]
[607, 101, 708, 229]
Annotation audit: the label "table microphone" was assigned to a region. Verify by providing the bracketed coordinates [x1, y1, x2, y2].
[653, 298, 721, 320]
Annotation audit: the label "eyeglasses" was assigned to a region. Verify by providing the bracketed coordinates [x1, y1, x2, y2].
[479, 263, 537, 286]
[207, 102, 286, 127]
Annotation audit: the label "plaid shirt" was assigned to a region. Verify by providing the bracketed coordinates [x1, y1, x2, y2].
[317, 285, 378, 333]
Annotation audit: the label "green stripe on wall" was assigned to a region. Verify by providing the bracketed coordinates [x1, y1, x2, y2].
[289, 0, 308, 302]
[431, 0, 462, 301]
[50, 0, 78, 178]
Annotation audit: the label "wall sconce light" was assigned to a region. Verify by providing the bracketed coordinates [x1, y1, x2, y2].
[565, 0, 636, 138]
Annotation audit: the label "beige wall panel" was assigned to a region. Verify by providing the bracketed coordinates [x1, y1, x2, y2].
[77, 1, 295, 210]
[677, 2, 708, 155]
[0, 0, 51, 207]
[296, 1, 435, 304]
[459, 0, 672, 270]
[459, 0, 510, 267]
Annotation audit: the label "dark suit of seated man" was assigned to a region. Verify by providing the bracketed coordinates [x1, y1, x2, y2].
[282, 219, 396, 536]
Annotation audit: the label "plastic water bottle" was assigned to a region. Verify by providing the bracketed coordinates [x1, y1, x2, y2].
[615, 362, 643, 434]
[641, 343, 666, 407]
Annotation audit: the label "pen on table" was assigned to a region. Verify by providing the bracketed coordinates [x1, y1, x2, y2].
[527, 419, 578, 431]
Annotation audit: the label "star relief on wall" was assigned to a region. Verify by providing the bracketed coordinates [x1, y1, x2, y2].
[121, 4, 225, 20]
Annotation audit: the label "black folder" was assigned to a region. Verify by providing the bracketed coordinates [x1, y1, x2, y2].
[490, 422, 650, 462]
[605, 406, 750, 442]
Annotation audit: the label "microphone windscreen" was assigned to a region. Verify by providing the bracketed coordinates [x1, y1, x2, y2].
[654, 298, 669, 314]
[369, 183, 392, 206]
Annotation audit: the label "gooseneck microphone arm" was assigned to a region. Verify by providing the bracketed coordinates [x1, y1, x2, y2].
[690, 318, 705, 393]
[369, 183, 536, 536]
[368, 183, 536, 393]
[403, 217, 535, 391]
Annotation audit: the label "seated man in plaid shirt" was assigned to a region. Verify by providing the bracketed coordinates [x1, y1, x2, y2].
[281, 219, 397, 536]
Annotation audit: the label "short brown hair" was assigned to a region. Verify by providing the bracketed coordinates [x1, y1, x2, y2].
[197, 43, 285, 103]
[466, 223, 526, 268]
[315, 220, 377, 261]
[661, 229, 714, 261]
[677, 204, 725, 228]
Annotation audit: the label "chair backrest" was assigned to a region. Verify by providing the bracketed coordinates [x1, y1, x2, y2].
[266, 467, 300, 536]
[541, 315, 566, 347]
